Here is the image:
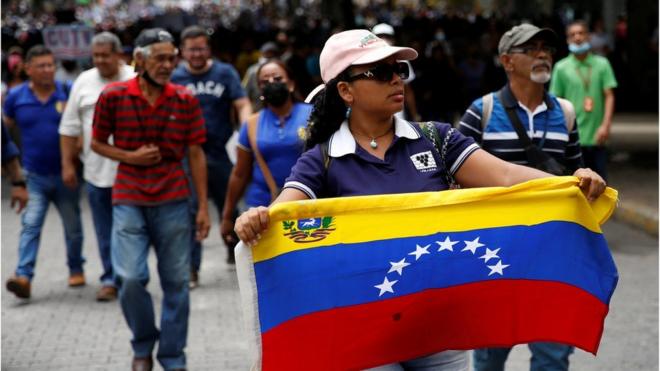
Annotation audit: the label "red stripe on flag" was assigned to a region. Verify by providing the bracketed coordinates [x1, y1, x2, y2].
[261, 279, 608, 370]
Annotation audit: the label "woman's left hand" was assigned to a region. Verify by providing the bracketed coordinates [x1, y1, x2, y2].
[573, 168, 607, 202]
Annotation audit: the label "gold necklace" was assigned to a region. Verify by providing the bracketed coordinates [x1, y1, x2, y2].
[351, 126, 393, 149]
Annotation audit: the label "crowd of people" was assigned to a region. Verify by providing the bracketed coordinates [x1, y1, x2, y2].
[0, 3, 623, 370]
[3, 1, 657, 114]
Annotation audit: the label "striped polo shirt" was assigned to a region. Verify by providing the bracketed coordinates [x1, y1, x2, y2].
[92, 77, 206, 205]
[457, 85, 583, 173]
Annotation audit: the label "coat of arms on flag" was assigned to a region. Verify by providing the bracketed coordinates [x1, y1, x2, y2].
[235, 177, 619, 371]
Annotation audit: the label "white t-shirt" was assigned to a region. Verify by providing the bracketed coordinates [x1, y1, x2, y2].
[59, 64, 135, 188]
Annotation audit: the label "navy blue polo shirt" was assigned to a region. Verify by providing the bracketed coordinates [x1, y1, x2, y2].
[171, 60, 246, 164]
[3, 81, 70, 175]
[284, 117, 479, 198]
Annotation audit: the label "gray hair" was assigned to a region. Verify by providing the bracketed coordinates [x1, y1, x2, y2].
[133, 45, 152, 59]
[133, 45, 178, 60]
[92, 32, 122, 53]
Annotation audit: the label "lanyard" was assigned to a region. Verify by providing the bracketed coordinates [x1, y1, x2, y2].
[575, 63, 592, 91]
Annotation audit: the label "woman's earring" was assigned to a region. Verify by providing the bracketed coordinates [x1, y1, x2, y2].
[345, 106, 352, 119]
[259, 95, 265, 101]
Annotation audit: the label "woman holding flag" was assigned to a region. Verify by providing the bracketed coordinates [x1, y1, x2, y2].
[235, 29, 606, 370]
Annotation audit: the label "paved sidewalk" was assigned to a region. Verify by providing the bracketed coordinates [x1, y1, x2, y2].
[604, 113, 659, 236]
[1, 192, 251, 370]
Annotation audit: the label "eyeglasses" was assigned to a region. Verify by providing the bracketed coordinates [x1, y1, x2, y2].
[346, 62, 410, 83]
[184, 47, 209, 54]
[508, 45, 556, 56]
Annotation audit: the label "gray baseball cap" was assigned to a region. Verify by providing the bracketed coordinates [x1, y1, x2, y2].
[498, 24, 558, 55]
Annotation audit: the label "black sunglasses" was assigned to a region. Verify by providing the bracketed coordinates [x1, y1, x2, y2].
[346, 62, 410, 82]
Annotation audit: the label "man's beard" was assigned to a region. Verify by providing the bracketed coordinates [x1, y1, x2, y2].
[530, 60, 552, 84]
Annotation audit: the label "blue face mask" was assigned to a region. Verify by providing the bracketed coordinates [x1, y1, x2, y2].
[569, 42, 591, 55]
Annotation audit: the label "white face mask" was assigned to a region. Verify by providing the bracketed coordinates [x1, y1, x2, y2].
[530, 71, 551, 84]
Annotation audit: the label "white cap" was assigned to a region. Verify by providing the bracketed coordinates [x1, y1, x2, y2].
[372, 23, 395, 37]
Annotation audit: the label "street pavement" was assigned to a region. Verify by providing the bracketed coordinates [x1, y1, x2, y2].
[607, 113, 659, 237]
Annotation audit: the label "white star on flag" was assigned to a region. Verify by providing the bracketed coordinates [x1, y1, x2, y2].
[388, 258, 411, 276]
[375, 277, 398, 296]
[479, 247, 501, 263]
[462, 237, 485, 254]
[487, 260, 510, 276]
[436, 236, 458, 252]
[408, 244, 430, 260]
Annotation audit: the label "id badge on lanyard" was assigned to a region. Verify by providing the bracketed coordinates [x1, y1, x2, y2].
[576, 65, 593, 112]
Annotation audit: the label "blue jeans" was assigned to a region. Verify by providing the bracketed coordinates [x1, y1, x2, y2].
[473, 343, 574, 371]
[367, 350, 469, 370]
[16, 172, 84, 279]
[86, 183, 114, 286]
[111, 201, 191, 370]
[581, 146, 608, 181]
[186, 157, 234, 272]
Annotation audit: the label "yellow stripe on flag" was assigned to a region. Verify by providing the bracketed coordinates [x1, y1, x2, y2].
[252, 177, 617, 263]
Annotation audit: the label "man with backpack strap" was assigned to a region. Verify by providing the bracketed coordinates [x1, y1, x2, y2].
[457, 24, 583, 371]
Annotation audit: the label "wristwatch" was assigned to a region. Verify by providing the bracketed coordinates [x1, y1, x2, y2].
[11, 180, 26, 188]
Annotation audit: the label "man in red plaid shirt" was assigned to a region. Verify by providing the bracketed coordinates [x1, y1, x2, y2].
[91, 28, 209, 371]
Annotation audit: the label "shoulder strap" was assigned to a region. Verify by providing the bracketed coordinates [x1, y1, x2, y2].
[497, 91, 533, 147]
[556, 97, 576, 132]
[247, 112, 280, 202]
[481, 93, 493, 130]
[320, 141, 331, 170]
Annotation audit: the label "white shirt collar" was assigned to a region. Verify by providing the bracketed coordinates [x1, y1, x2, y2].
[517, 101, 548, 116]
[327, 116, 421, 158]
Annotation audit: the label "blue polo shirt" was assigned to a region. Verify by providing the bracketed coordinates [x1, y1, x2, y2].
[1, 122, 20, 165]
[3, 81, 70, 175]
[284, 117, 479, 199]
[171, 60, 246, 164]
[238, 102, 313, 206]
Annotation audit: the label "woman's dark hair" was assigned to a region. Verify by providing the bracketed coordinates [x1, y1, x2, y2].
[304, 75, 349, 149]
[256, 59, 302, 102]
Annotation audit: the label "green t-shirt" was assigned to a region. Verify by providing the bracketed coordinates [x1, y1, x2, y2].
[550, 53, 618, 146]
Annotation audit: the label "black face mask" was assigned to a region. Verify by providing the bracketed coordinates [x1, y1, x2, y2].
[261, 82, 290, 107]
[142, 70, 164, 88]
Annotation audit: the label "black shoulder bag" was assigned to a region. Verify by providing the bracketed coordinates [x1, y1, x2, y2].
[499, 93, 568, 176]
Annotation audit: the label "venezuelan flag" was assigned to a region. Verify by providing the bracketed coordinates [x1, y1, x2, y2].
[236, 177, 619, 371]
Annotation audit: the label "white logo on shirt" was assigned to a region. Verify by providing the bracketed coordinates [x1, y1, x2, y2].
[185, 81, 226, 98]
[410, 151, 437, 172]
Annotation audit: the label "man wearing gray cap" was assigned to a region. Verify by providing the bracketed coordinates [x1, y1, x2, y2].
[91, 28, 210, 371]
[458, 23, 582, 371]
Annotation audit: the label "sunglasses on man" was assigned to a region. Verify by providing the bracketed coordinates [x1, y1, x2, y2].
[346, 61, 410, 83]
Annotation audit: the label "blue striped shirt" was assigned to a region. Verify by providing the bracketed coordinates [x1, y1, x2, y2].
[457, 85, 583, 172]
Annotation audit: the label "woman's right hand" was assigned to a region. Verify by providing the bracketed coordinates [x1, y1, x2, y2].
[234, 206, 270, 247]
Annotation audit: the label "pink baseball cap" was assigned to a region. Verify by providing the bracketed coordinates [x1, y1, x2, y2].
[319, 29, 418, 83]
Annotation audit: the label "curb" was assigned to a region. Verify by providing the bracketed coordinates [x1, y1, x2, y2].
[612, 201, 659, 237]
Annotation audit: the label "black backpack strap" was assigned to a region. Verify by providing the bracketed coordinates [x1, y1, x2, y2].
[497, 91, 567, 175]
[320, 141, 331, 170]
[416, 121, 458, 188]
